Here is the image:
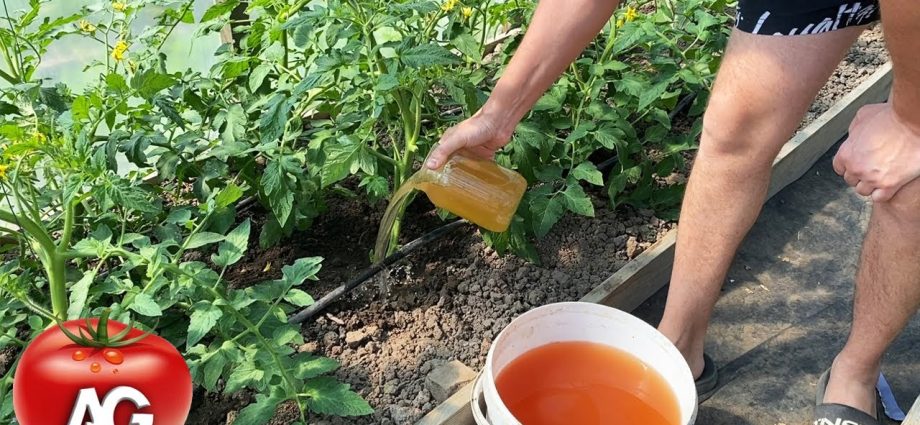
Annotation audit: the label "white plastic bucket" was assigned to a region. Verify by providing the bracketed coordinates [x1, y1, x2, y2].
[471, 301, 698, 425]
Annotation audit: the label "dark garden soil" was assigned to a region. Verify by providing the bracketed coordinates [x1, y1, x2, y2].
[177, 26, 889, 425]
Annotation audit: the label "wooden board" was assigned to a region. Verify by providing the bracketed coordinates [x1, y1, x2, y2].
[415, 62, 894, 425]
[906, 396, 920, 425]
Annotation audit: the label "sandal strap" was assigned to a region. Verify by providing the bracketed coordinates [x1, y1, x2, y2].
[814, 403, 880, 425]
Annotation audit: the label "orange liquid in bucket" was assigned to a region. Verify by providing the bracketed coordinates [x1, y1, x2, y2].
[494, 341, 680, 425]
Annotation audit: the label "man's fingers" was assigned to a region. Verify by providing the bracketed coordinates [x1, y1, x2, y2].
[855, 181, 876, 197]
[832, 151, 846, 176]
[426, 129, 467, 169]
[842, 171, 860, 187]
[870, 187, 897, 203]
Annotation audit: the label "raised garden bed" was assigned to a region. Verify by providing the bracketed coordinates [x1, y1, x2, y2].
[182, 30, 893, 425]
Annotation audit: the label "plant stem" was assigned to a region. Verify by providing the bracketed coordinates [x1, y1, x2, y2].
[156, 0, 194, 51]
[58, 199, 76, 252]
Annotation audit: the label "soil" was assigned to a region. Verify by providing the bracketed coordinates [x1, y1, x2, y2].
[801, 26, 890, 126]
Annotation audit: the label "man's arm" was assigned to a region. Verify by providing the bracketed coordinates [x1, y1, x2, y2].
[426, 0, 620, 169]
[832, 0, 920, 202]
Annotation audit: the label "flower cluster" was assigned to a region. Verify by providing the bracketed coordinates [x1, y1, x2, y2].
[113, 1, 127, 12]
[441, 0, 459, 12]
[616, 6, 638, 28]
[112, 40, 129, 61]
[78, 19, 96, 33]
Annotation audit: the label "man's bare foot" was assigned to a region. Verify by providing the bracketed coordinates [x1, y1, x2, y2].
[822, 355, 879, 417]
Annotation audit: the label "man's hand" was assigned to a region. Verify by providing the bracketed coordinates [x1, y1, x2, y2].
[832, 103, 920, 202]
[425, 111, 511, 169]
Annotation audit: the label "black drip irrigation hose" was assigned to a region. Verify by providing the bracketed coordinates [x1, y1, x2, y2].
[288, 219, 470, 324]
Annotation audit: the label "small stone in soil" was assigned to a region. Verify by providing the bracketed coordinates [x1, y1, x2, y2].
[626, 236, 640, 258]
[425, 359, 478, 402]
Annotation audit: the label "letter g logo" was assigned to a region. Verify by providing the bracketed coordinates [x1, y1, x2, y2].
[67, 386, 154, 425]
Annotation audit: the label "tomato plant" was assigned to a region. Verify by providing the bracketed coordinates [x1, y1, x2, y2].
[14, 312, 192, 425]
[0, 0, 734, 423]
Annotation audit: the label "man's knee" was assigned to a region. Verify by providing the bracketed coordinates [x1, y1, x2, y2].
[698, 96, 790, 164]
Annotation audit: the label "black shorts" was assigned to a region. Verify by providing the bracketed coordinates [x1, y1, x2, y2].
[736, 0, 880, 36]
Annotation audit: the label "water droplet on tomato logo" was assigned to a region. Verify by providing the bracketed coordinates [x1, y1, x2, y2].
[72, 350, 87, 361]
[90, 362, 101, 373]
[103, 349, 124, 365]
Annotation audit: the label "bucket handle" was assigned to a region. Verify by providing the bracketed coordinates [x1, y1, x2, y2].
[470, 372, 491, 425]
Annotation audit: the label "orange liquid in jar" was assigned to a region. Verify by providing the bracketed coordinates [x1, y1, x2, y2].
[495, 341, 680, 425]
[417, 155, 526, 233]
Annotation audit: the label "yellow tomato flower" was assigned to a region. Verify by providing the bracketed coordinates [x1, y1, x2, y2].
[112, 39, 129, 61]
[616, 17, 625, 28]
[78, 19, 96, 33]
[624, 6, 638, 22]
[0, 164, 7, 179]
[113, 1, 127, 12]
[441, 0, 458, 12]
[32, 131, 46, 143]
[461, 6, 473, 18]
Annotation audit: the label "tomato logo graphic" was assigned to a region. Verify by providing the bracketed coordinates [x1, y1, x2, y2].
[13, 310, 192, 425]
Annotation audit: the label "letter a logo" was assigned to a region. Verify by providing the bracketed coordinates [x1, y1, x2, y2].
[67, 386, 154, 425]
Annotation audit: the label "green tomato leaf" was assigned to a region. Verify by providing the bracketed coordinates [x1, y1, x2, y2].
[594, 125, 625, 150]
[572, 161, 604, 186]
[305, 377, 374, 416]
[400, 43, 459, 69]
[105, 73, 129, 92]
[321, 138, 363, 187]
[201, 0, 239, 22]
[130, 293, 163, 317]
[282, 257, 323, 286]
[219, 104, 247, 146]
[284, 289, 315, 307]
[260, 93, 291, 144]
[234, 392, 284, 425]
[71, 96, 90, 121]
[212, 219, 251, 267]
[201, 349, 228, 392]
[185, 232, 225, 250]
[259, 214, 284, 249]
[153, 95, 186, 129]
[452, 33, 481, 61]
[293, 22, 314, 48]
[530, 194, 565, 239]
[249, 63, 272, 92]
[187, 302, 223, 347]
[562, 183, 595, 217]
[224, 358, 264, 393]
[131, 69, 176, 99]
[638, 80, 670, 110]
[216, 183, 244, 209]
[67, 272, 94, 320]
[294, 355, 339, 379]
[269, 190, 294, 227]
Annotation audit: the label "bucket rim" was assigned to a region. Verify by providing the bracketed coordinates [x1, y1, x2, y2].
[482, 301, 699, 424]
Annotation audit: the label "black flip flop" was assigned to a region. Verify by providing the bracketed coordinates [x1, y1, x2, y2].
[814, 368, 883, 425]
[696, 353, 718, 403]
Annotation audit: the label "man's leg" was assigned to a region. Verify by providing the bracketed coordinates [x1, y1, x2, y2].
[824, 178, 920, 415]
[656, 27, 866, 377]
